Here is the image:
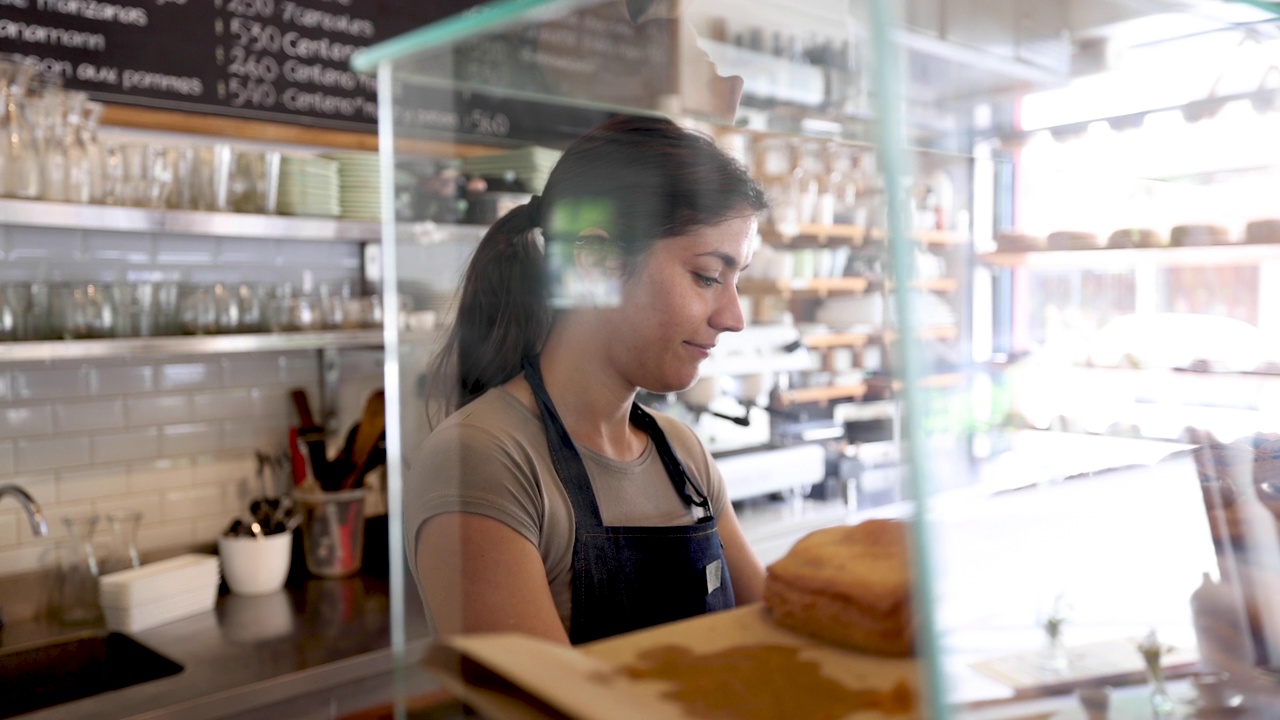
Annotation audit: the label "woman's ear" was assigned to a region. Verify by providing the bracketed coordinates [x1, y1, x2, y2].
[571, 228, 623, 307]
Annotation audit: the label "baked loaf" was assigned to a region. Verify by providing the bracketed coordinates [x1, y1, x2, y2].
[1107, 228, 1167, 248]
[1171, 224, 1231, 246]
[995, 232, 1046, 252]
[1047, 231, 1102, 250]
[764, 519, 913, 656]
[1245, 219, 1280, 244]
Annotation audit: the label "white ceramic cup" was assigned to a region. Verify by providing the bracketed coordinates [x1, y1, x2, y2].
[218, 532, 292, 596]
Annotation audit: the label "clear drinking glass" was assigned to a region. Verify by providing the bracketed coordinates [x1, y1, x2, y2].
[0, 281, 50, 341]
[102, 511, 143, 575]
[122, 143, 173, 208]
[166, 145, 197, 210]
[57, 515, 102, 624]
[53, 282, 116, 339]
[196, 143, 234, 211]
[111, 282, 156, 337]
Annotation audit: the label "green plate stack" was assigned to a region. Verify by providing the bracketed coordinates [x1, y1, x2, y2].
[326, 151, 381, 221]
[279, 155, 341, 217]
[461, 146, 561, 195]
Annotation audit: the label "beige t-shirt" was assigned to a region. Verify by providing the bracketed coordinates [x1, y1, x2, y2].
[405, 387, 728, 636]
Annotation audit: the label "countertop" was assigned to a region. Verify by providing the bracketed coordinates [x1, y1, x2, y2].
[7, 570, 438, 720]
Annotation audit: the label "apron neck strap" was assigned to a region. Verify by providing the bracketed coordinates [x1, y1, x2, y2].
[521, 356, 714, 523]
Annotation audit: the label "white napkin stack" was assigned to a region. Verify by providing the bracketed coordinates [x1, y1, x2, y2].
[98, 554, 221, 632]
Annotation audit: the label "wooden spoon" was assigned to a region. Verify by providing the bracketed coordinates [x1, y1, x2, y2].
[343, 390, 385, 490]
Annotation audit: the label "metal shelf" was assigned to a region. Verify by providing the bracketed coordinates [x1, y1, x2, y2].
[0, 198, 380, 242]
[0, 329, 385, 363]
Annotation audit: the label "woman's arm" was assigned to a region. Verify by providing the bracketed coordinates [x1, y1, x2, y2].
[417, 512, 571, 644]
[716, 502, 766, 604]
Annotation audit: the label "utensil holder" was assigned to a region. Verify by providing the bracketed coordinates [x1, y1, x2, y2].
[296, 488, 367, 579]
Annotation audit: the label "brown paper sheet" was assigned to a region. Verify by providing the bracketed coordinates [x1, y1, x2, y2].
[423, 603, 922, 720]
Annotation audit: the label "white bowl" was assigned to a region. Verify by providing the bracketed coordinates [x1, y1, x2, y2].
[218, 532, 293, 596]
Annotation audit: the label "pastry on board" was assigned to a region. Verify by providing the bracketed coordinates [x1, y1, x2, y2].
[763, 519, 914, 656]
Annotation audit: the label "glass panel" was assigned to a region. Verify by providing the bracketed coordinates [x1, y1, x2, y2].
[363, 0, 1280, 717]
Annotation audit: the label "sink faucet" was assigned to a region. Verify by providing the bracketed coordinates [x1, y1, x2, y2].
[0, 484, 49, 630]
[0, 484, 49, 537]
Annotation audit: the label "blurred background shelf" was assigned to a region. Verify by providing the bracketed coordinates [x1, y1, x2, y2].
[0, 329, 385, 362]
[981, 243, 1280, 269]
[0, 198, 382, 243]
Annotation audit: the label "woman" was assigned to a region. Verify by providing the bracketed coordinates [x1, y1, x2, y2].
[407, 115, 768, 645]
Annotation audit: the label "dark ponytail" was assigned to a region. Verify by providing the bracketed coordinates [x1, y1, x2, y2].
[426, 114, 767, 424]
[425, 203, 551, 423]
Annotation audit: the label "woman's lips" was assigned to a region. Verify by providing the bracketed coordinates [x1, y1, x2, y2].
[684, 341, 713, 358]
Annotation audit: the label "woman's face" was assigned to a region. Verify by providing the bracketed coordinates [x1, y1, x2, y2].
[601, 213, 756, 394]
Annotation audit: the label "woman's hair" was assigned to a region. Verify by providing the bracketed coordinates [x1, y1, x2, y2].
[425, 114, 767, 421]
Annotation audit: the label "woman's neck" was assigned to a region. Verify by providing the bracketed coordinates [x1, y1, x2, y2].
[529, 321, 646, 461]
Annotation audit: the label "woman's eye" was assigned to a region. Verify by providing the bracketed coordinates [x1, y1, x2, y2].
[695, 273, 721, 288]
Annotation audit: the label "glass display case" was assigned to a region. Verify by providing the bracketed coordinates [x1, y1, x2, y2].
[355, 0, 1280, 717]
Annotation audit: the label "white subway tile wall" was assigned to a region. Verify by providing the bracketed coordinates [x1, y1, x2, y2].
[0, 352, 327, 575]
[0, 225, 374, 577]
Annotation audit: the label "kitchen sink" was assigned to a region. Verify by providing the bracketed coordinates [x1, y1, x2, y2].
[0, 630, 183, 718]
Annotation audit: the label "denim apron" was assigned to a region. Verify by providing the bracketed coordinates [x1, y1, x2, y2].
[522, 357, 736, 644]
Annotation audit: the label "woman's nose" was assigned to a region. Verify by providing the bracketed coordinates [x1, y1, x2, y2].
[712, 287, 746, 333]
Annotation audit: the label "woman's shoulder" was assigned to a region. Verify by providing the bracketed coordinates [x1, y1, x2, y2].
[418, 388, 543, 454]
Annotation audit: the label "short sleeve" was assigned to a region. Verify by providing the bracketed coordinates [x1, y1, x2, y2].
[403, 419, 545, 567]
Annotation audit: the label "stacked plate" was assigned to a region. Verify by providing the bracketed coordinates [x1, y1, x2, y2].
[279, 155, 341, 217]
[99, 554, 221, 632]
[461, 146, 561, 195]
[325, 151, 381, 221]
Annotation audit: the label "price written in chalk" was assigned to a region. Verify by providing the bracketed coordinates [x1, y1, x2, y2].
[463, 109, 511, 137]
[217, 77, 278, 108]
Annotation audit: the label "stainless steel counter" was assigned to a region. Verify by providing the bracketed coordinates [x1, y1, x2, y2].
[8, 573, 437, 720]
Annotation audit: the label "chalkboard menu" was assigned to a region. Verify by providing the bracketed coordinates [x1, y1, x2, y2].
[0, 0, 479, 132]
[0, 0, 683, 144]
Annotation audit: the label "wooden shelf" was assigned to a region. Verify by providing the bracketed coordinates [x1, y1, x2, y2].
[761, 223, 867, 247]
[777, 383, 868, 407]
[737, 276, 872, 297]
[917, 230, 971, 247]
[868, 228, 972, 247]
[802, 332, 878, 349]
[762, 224, 972, 250]
[886, 277, 959, 293]
[892, 373, 966, 391]
[981, 242, 1280, 270]
[883, 326, 960, 343]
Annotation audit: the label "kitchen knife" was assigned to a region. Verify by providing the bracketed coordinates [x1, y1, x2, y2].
[290, 388, 331, 488]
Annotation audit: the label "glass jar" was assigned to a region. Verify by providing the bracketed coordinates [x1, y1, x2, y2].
[57, 515, 102, 624]
[102, 510, 143, 575]
[0, 53, 40, 199]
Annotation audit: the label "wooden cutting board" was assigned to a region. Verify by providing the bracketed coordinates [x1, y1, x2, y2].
[425, 603, 921, 720]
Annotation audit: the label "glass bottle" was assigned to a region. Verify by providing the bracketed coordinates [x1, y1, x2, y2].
[36, 90, 68, 202]
[102, 510, 143, 574]
[57, 515, 102, 624]
[61, 91, 90, 204]
[789, 140, 819, 226]
[81, 100, 105, 203]
[0, 53, 40, 199]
